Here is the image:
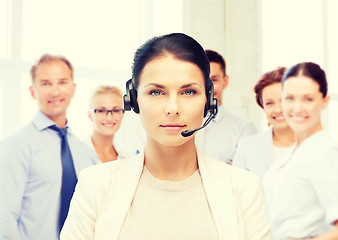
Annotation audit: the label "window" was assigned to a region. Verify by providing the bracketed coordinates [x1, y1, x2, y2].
[326, 0, 338, 142]
[0, 0, 11, 58]
[261, 0, 324, 71]
[0, 0, 183, 139]
[261, 0, 338, 142]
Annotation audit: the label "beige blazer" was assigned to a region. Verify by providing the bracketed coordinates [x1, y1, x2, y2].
[60, 150, 271, 240]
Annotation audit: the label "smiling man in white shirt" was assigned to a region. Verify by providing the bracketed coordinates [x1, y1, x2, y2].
[195, 50, 257, 164]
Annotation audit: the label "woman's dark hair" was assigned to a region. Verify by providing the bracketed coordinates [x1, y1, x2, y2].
[282, 62, 328, 97]
[254, 67, 286, 108]
[132, 33, 210, 88]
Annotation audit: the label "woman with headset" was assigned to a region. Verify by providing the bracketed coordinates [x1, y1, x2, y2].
[61, 33, 271, 239]
[263, 62, 338, 240]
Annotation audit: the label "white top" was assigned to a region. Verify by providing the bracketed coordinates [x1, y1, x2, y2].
[272, 145, 295, 166]
[195, 105, 257, 164]
[119, 167, 218, 240]
[83, 136, 129, 162]
[263, 130, 338, 239]
[60, 149, 272, 240]
[233, 128, 295, 181]
[233, 128, 274, 180]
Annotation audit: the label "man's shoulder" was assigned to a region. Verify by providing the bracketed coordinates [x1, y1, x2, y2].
[216, 109, 256, 134]
[1, 122, 38, 146]
[221, 109, 251, 125]
[69, 132, 91, 147]
[201, 152, 259, 182]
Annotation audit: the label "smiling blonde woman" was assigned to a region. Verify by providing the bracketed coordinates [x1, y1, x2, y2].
[86, 85, 128, 162]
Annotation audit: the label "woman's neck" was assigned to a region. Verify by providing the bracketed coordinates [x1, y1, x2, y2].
[144, 137, 198, 181]
[91, 132, 117, 162]
[273, 127, 295, 147]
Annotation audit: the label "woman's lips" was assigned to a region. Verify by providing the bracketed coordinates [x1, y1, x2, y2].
[160, 124, 186, 131]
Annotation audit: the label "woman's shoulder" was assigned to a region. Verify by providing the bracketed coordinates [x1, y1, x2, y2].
[229, 165, 261, 187]
[79, 154, 141, 182]
[300, 130, 338, 159]
[239, 128, 272, 143]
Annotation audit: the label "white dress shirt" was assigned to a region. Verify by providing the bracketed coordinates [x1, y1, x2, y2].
[195, 105, 257, 164]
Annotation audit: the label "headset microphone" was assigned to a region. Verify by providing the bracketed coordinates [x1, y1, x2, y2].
[181, 112, 216, 137]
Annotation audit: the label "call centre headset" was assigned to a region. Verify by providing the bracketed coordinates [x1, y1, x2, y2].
[123, 78, 218, 137]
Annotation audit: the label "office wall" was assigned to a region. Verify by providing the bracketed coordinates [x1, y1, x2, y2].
[183, 0, 263, 130]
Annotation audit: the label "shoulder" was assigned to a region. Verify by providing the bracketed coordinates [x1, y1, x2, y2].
[69, 133, 97, 157]
[0, 122, 37, 150]
[78, 154, 140, 184]
[313, 132, 338, 168]
[238, 129, 271, 145]
[302, 131, 338, 161]
[69, 134, 92, 149]
[222, 110, 257, 132]
[200, 152, 261, 187]
[229, 165, 262, 189]
[74, 154, 142, 204]
[209, 155, 263, 200]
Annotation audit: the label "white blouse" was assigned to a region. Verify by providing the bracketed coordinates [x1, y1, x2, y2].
[263, 130, 338, 239]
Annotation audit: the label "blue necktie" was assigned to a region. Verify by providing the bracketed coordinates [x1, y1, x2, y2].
[49, 125, 77, 233]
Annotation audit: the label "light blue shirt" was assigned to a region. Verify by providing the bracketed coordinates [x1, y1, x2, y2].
[0, 111, 99, 240]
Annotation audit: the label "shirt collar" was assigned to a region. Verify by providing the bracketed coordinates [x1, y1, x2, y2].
[212, 104, 226, 123]
[33, 111, 71, 132]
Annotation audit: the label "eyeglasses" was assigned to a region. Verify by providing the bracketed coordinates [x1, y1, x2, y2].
[93, 109, 125, 116]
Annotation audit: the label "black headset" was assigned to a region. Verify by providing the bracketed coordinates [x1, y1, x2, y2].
[123, 78, 218, 118]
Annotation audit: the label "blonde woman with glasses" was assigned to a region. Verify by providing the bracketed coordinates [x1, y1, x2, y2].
[86, 85, 128, 162]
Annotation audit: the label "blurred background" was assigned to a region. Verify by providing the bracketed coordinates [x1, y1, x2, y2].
[1, 0, 337, 142]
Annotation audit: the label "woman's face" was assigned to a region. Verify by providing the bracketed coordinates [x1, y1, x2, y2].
[137, 55, 206, 147]
[261, 82, 290, 130]
[282, 75, 329, 136]
[89, 93, 124, 137]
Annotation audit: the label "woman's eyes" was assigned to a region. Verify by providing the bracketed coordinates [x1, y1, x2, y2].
[148, 88, 198, 96]
[149, 89, 164, 96]
[181, 89, 197, 95]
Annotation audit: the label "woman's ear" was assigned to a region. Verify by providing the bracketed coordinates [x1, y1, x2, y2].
[322, 95, 330, 110]
[88, 110, 94, 122]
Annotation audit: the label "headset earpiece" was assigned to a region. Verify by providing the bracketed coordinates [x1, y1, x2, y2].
[204, 78, 218, 117]
[123, 79, 140, 114]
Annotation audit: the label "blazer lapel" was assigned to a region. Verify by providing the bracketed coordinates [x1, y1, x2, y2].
[197, 150, 244, 240]
[95, 153, 145, 240]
